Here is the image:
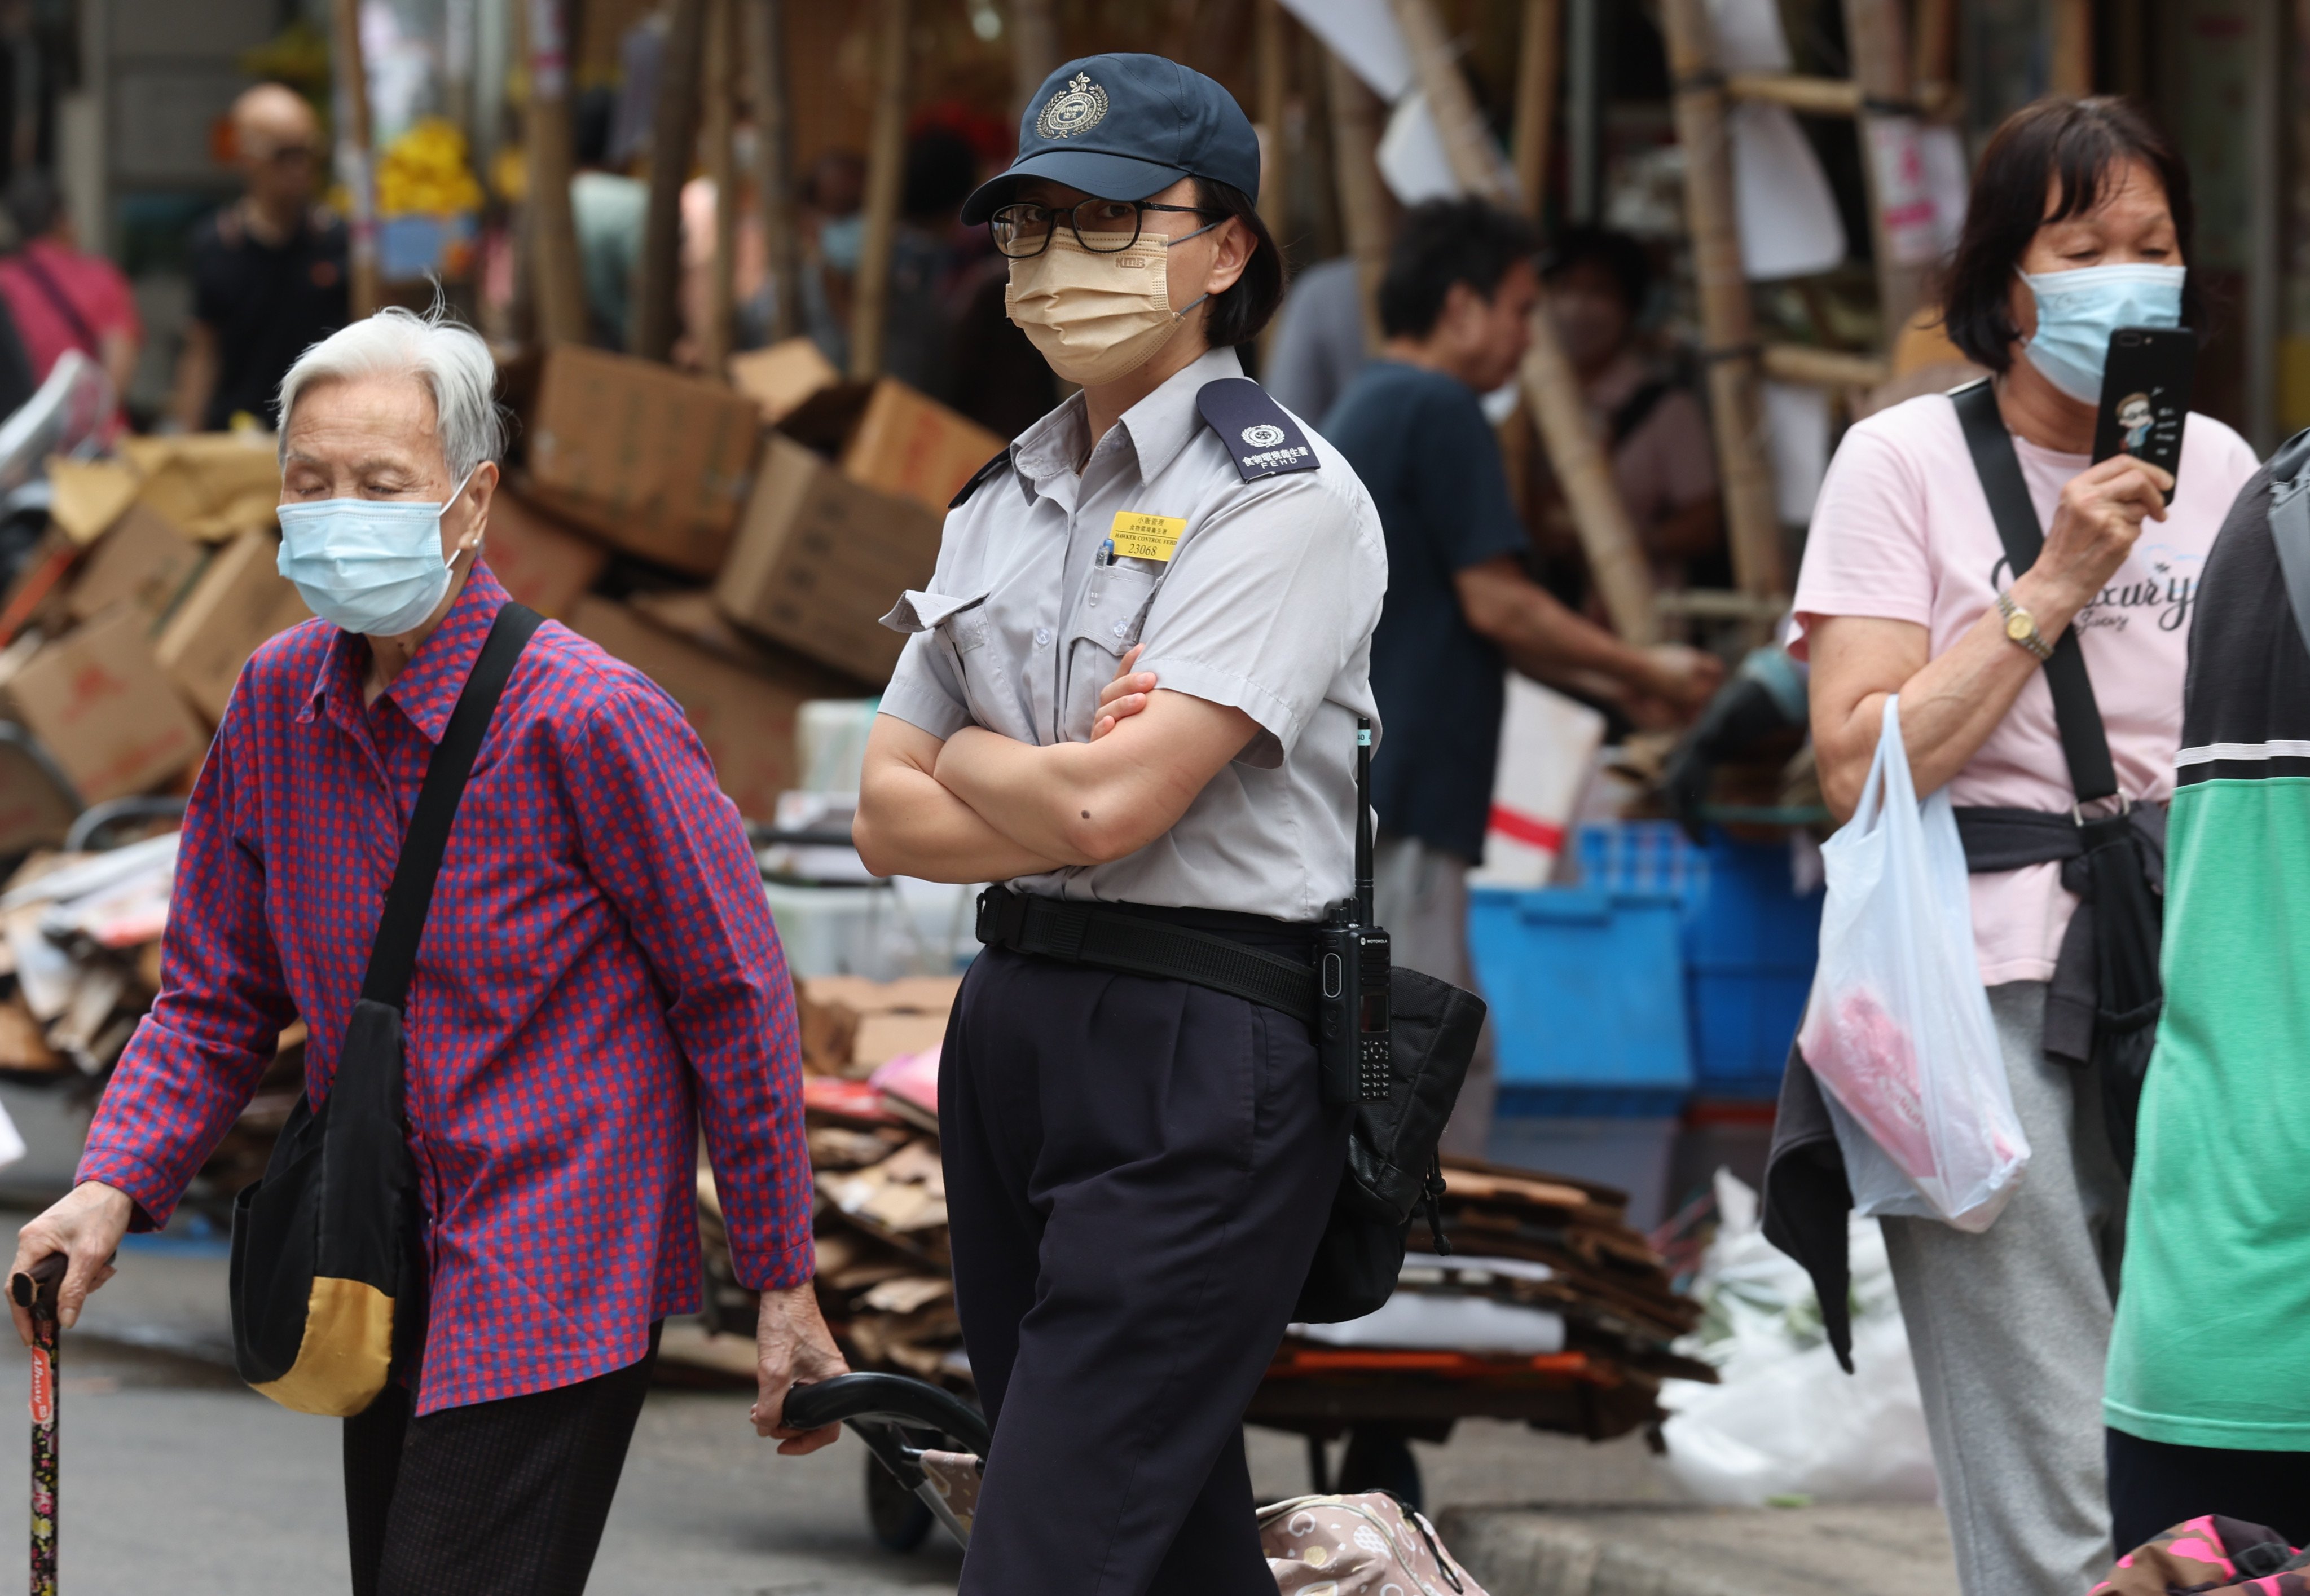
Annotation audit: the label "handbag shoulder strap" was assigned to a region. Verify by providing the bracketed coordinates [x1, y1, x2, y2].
[360, 601, 544, 1010]
[2264, 430, 2310, 655]
[1949, 379, 2119, 804]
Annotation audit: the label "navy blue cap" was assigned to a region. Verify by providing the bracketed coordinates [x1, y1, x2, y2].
[959, 54, 1260, 224]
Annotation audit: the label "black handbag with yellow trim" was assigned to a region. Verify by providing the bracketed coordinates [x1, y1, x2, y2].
[228, 602, 540, 1416]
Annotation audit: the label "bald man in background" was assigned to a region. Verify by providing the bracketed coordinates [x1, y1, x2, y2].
[168, 83, 349, 431]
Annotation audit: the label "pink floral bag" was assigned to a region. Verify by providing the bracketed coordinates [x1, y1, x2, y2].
[1259, 1492, 1489, 1595]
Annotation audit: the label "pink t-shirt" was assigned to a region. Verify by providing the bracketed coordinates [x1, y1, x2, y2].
[1788, 391, 2259, 985]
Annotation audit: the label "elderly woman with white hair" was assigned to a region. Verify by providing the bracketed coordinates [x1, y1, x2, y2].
[6, 307, 844, 1594]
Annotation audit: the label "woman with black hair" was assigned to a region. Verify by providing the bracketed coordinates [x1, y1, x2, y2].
[1789, 98, 2258, 1595]
[852, 54, 1384, 1596]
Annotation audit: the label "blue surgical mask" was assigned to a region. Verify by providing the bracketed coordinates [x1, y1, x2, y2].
[276, 469, 477, 636]
[2017, 263, 2186, 404]
[819, 214, 865, 273]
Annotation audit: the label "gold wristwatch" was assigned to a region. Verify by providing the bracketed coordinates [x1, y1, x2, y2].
[1996, 589, 2054, 662]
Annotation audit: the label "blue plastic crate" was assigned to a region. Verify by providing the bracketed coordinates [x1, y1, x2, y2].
[1680, 831, 1821, 1098]
[1469, 886, 1693, 1117]
[1577, 822, 1706, 902]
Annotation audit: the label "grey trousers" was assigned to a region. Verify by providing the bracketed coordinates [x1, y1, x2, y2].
[1881, 980, 2127, 1596]
[1371, 834, 1497, 1159]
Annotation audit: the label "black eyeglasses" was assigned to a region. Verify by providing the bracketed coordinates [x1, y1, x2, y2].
[989, 199, 1221, 259]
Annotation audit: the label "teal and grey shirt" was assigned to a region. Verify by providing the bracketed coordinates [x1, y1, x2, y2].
[2105, 453, 2310, 1449]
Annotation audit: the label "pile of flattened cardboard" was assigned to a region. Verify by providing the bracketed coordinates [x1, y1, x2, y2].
[512, 340, 1002, 821]
[1264, 1158, 1713, 1441]
[688, 973, 965, 1386]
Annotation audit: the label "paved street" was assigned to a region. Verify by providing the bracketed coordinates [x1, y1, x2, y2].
[0, 1233, 1688, 1594]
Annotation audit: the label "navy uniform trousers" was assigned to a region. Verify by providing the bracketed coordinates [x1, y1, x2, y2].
[941, 929, 1351, 1596]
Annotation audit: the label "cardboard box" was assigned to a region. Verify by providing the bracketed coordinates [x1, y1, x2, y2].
[0, 730, 79, 858]
[153, 528, 311, 724]
[66, 503, 204, 627]
[525, 347, 760, 576]
[630, 588, 874, 690]
[46, 459, 141, 545]
[712, 434, 941, 683]
[780, 378, 1004, 518]
[6, 606, 206, 803]
[565, 596, 813, 822]
[120, 434, 282, 543]
[729, 337, 841, 426]
[483, 488, 607, 618]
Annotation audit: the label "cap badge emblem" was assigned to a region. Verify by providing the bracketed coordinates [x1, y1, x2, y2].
[1240, 424, 1286, 448]
[1037, 72, 1109, 140]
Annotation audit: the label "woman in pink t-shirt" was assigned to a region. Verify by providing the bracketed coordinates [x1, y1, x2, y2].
[1789, 99, 2258, 1596]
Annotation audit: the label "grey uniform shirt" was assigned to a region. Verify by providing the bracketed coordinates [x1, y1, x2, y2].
[878, 345, 1387, 922]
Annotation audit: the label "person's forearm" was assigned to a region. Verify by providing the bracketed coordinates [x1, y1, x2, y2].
[1488, 588, 1660, 693]
[1817, 568, 2080, 818]
[933, 727, 1151, 867]
[854, 755, 1069, 883]
[167, 330, 216, 431]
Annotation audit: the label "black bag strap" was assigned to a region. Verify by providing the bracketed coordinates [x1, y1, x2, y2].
[1950, 380, 2119, 804]
[360, 602, 543, 1009]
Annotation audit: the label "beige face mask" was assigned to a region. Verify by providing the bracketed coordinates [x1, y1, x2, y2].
[1005, 224, 1215, 387]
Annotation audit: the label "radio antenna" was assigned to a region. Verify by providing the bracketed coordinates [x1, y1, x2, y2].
[1355, 717, 1374, 925]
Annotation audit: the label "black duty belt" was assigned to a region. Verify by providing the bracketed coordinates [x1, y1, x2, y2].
[974, 887, 1318, 1022]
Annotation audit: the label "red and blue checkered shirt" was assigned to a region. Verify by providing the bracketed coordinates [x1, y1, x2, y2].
[78, 565, 812, 1413]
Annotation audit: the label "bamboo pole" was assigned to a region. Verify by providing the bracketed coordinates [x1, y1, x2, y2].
[745, 0, 801, 344]
[1724, 73, 1864, 114]
[1511, 0, 1561, 217]
[2049, 0, 2092, 97]
[1660, 0, 1786, 603]
[1842, 0, 1925, 340]
[1323, 51, 1390, 354]
[702, 0, 737, 373]
[331, 0, 379, 317]
[848, 0, 909, 381]
[1010, 0, 1060, 120]
[1761, 343, 1890, 389]
[1256, 0, 1290, 249]
[1912, 0, 1957, 118]
[632, 0, 709, 360]
[524, 0, 588, 346]
[1389, 0, 1514, 205]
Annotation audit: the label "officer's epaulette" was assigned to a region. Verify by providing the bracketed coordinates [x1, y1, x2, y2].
[948, 446, 1014, 510]
[1195, 377, 1320, 483]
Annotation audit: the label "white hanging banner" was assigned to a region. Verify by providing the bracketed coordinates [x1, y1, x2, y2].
[1763, 379, 1833, 526]
[1375, 91, 1460, 205]
[1730, 102, 1847, 280]
[1275, 0, 1414, 102]
[1867, 117, 1944, 268]
[1709, 0, 1795, 72]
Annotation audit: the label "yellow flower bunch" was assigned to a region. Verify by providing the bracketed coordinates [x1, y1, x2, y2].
[376, 117, 485, 218]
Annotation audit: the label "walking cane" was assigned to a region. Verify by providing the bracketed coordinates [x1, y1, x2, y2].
[11, 1254, 64, 1596]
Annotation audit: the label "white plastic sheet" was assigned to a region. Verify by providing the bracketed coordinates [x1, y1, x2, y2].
[1274, 0, 1413, 102]
[1730, 102, 1848, 281]
[1660, 1172, 1937, 1506]
[1798, 698, 2030, 1231]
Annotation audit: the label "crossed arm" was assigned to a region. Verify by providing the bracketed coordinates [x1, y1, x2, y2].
[854, 650, 1253, 884]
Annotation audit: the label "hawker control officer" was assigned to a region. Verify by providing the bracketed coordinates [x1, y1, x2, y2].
[852, 54, 1387, 1596]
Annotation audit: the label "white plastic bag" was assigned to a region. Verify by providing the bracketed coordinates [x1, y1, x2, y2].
[1797, 696, 2029, 1231]
[1660, 1172, 1937, 1506]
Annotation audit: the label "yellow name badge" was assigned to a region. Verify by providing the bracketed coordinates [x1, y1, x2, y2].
[1109, 510, 1187, 562]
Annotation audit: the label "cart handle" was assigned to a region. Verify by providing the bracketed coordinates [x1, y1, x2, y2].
[782, 1372, 990, 1456]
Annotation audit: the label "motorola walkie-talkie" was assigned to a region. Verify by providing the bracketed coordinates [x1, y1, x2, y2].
[1317, 718, 1392, 1105]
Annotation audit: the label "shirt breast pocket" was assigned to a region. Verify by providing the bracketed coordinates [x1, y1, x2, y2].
[886, 586, 1013, 728]
[1061, 565, 1160, 741]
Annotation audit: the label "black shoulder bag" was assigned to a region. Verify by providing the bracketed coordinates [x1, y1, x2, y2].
[228, 602, 542, 1415]
[1951, 380, 2163, 1172]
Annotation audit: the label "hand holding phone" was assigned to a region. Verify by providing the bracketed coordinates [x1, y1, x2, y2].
[2092, 325, 2196, 499]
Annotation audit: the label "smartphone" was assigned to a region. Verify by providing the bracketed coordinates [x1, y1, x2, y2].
[2092, 325, 2196, 497]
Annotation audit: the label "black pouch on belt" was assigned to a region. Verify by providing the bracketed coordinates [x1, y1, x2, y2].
[228, 602, 540, 1416]
[1292, 966, 1487, 1324]
[974, 887, 1485, 1323]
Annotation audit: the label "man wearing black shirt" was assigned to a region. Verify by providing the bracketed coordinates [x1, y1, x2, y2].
[168, 84, 348, 431]
[1322, 201, 1721, 1153]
